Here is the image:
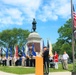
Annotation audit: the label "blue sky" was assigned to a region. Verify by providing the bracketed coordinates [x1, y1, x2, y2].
[0, 0, 76, 44]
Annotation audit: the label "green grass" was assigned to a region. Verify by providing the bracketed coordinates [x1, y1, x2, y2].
[0, 66, 35, 74]
[49, 63, 73, 72]
[0, 64, 73, 74]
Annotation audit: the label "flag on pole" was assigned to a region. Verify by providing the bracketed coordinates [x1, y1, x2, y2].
[14, 45, 18, 58]
[22, 46, 26, 57]
[6, 47, 8, 59]
[10, 47, 12, 57]
[47, 40, 49, 49]
[32, 43, 36, 56]
[47, 40, 53, 57]
[49, 44, 53, 57]
[73, 5, 76, 28]
[47, 39, 50, 54]
[25, 43, 28, 55]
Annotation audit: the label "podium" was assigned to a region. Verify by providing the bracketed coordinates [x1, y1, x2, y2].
[35, 56, 43, 75]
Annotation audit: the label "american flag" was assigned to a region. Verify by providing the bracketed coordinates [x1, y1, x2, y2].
[73, 6, 76, 28]
[73, 12, 76, 28]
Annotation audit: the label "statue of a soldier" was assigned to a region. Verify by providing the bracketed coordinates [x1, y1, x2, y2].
[32, 18, 36, 32]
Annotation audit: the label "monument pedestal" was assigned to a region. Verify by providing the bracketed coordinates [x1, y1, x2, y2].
[27, 32, 42, 52]
[35, 56, 43, 75]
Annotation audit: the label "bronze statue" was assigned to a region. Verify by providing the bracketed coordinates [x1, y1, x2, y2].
[32, 18, 36, 32]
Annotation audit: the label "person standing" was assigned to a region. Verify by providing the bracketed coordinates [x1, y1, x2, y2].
[9, 56, 12, 66]
[43, 46, 49, 75]
[53, 51, 58, 69]
[62, 51, 69, 70]
[26, 47, 33, 67]
[2, 55, 7, 66]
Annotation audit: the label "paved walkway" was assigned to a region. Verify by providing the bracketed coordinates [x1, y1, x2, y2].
[0, 71, 71, 75]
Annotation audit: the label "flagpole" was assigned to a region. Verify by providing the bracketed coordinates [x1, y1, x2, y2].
[71, 0, 75, 70]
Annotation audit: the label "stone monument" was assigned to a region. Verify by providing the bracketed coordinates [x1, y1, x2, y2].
[27, 18, 42, 52]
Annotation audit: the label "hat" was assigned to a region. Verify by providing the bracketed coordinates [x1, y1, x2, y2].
[43, 46, 47, 48]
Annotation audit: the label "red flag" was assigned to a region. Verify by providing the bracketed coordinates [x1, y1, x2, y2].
[73, 12, 76, 28]
[15, 45, 18, 58]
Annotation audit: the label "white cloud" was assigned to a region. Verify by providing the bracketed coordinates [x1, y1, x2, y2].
[0, 0, 71, 27]
[5, 8, 22, 19]
[38, 5, 58, 22]
[0, 0, 42, 27]
[1, 17, 13, 25]
[55, 3, 71, 18]
[37, 0, 71, 22]
[0, 8, 24, 26]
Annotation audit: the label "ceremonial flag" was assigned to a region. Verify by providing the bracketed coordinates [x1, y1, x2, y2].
[6, 47, 8, 58]
[49, 44, 53, 57]
[47, 40, 53, 57]
[25, 43, 28, 55]
[47, 40, 49, 49]
[32, 44, 36, 56]
[14, 45, 18, 58]
[22, 46, 26, 57]
[73, 5, 76, 28]
[47, 40, 50, 54]
[10, 47, 12, 57]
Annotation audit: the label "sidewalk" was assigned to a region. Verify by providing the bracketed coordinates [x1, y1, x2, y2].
[0, 71, 71, 75]
[25, 72, 71, 75]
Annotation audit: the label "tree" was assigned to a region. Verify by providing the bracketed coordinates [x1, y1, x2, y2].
[58, 19, 72, 41]
[53, 19, 73, 60]
[0, 28, 30, 48]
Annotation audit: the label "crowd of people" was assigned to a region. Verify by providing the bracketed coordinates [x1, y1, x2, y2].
[0, 46, 69, 75]
[0, 48, 36, 67]
[0, 55, 24, 66]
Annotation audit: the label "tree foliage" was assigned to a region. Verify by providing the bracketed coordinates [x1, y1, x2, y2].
[53, 19, 72, 60]
[0, 28, 30, 48]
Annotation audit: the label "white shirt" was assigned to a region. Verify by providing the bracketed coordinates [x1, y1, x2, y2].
[62, 53, 69, 60]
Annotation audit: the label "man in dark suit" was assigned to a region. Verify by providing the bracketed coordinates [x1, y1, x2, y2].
[43, 46, 49, 75]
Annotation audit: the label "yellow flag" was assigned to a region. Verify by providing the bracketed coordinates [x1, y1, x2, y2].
[49, 44, 53, 57]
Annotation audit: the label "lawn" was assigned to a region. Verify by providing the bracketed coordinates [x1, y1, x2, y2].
[0, 66, 35, 74]
[0, 64, 73, 74]
[49, 63, 73, 72]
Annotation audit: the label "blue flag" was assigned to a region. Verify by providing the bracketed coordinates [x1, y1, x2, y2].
[6, 48, 8, 58]
[32, 44, 36, 56]
[22, 46, 26, 57]
[10, 47, 12, 57]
